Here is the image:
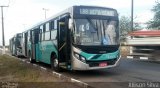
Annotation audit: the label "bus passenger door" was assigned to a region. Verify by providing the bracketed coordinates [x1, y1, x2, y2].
[31, 29, 39, 61]
[58, 16, 70, 67]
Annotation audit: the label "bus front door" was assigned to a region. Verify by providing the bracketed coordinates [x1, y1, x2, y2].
[58, 17, 70, 68]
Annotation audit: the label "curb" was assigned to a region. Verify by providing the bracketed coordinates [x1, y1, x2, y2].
[6, 54, 93, 88]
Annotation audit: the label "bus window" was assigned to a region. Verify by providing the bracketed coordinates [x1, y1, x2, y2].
[51, 30, 57, 40]
[28, 31, 30, 37]
[39, 28, 42, 42]
[42, 33, 45, 41]
[50, 21, 54, 30]
[40, 25, 44, 41]
[46, 22, 50, 31]
[40, 25, 45, 41]
[43, 24, 46, 32]
[74, 19, 119, 45]
[54, 20, 57, 29]
[40, 25, 43, 32]
[45, 31, 50, 40]
[104, 21, 117, 45]
[27, 31, 30, 42]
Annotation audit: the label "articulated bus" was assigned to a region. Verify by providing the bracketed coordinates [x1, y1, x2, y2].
[10, 6, 121, 71]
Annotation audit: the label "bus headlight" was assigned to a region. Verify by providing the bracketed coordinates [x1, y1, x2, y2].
[74, 53, 86, 63]
[75, 53, 79, 58]
[80, 56, 86, 63]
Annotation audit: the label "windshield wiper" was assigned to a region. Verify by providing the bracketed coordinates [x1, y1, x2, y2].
[85, 17, 98, 32]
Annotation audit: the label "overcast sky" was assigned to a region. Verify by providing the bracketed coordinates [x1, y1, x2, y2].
[0, 0, 156, 45]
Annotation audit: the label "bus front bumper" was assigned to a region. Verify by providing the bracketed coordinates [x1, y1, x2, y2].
[72, 55, 121, 70]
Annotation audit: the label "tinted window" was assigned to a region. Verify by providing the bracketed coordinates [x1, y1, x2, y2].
[40, 25, 43, 32]
[50, 21, 54, 30]
[46, 23, 50, 31]
[54, 20, 57, 29]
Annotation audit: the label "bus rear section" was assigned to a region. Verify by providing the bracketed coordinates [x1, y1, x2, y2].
[10, 33, 24, 57]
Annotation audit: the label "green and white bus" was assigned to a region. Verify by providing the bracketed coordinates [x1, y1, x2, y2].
[11, 6, 121, 71]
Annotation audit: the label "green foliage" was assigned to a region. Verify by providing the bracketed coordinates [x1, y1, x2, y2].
[120, 16, 131, 36]
[120, 16, 142, 41]
[147, 1, 160, 29]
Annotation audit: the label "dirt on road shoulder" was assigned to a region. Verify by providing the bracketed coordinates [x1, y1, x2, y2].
[0, 55, 82, 88]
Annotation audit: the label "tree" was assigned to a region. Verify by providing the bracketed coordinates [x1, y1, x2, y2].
[120, 16, 131, 37]
[147, 1, 160, 29]
[120, 16, 142, 41]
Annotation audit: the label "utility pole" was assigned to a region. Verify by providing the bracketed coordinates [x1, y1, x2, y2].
[1, 6, 8, 54]
[42, 8, 49, 19]
[131, 0, 134, 32]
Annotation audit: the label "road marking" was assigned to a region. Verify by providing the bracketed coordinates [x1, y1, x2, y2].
[33, 64, 37, 67]
[26, 61, 30, 64]
[127, 56, 133, 59]
[71, 78, 88, 87]
[140, 57, 148, 60]
[52, 72, 61, 78]
[40, 66, 47, 70]
[71, 78, 82, 83]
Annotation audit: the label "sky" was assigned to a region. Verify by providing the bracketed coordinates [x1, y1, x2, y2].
[0, 0, 157, 45]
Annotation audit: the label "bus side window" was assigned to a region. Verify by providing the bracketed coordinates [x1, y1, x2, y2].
[45, 22, 50, 40]
[50, 21, 54, 30]
[32, 30, 34, 43]
[39, 29, 42, 42]
[40, 25, 43, 41]
[51, 30, 57, 40]
[54, 20, 57, 29]
[45, 32, 50, 40]
[43, 24, 46, 41]
[28, 31, 31, 42]
[51, 19, 58, 40]
[46, 22, 50, 31]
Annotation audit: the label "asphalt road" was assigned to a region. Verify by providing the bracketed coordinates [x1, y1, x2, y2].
[62, 58, 160, 88]
[15, 56, 160, 88]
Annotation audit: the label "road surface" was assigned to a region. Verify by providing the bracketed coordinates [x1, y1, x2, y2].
[61, 58, 160, 88]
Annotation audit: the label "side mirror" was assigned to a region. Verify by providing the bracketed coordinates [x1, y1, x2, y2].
[69, 19, 73, 29]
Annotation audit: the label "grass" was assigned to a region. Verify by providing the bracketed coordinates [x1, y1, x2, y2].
[0, 55, 81, 88]
[0, 55, 44, 82]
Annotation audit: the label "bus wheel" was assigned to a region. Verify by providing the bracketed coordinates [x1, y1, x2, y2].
[51, 55, 61, 72]
[29, 51, 35, 63]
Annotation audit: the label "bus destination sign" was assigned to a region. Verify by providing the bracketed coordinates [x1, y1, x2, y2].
[79, 8, 115, 16]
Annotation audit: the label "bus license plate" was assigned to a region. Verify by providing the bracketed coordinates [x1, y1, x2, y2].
[99, 62, 107, 67]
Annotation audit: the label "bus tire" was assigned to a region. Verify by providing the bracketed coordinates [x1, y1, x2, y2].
[51, 54, 62, 72]
[17, 55, 20, 58]
[28, 51, 35, 63]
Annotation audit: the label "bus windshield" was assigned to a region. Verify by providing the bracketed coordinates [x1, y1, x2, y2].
[74, 19, 119, 46]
